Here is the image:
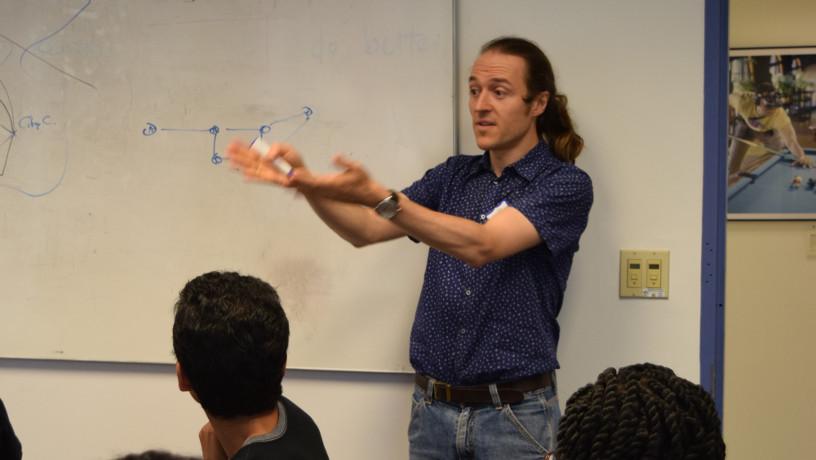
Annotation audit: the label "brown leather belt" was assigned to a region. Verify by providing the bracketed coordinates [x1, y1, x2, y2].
[415, 373, 552, 405]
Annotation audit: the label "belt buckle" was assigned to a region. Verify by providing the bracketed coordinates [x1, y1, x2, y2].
[433, 381, 452, 402]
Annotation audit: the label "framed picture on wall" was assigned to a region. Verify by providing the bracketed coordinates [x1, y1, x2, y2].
[727, 47, 816, 220]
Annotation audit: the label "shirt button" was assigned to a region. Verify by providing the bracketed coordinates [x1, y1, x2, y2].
[479, 214, 486, 220]
[459, 328, 467, 335]
[493, 180, 499, 185]
[465, 289, 471, 296]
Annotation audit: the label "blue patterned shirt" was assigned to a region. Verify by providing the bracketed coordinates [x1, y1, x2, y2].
[402, 141, 593, 385]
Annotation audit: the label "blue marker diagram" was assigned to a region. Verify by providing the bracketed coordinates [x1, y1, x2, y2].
[0, 79, 57, 179]
[0, 80, 14, 177]
[0, 0, 95, 90]
[1, 0, 95, 197]
[0, 78, 64, 197]
[4, 1, 316, 197]
[142, 106, 314, 165]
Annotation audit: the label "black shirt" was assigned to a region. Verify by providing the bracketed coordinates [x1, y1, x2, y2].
[232, 396, 329, 460]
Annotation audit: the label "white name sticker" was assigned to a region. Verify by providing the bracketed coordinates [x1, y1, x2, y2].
[486, 200, 508, 220]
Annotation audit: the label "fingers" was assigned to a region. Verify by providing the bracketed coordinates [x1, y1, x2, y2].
[265, 142, 284, 161]
[225, 140, 256, 168]
[331, 153, 361, 171]
[244, 162, 292, 186]
[268, 142, 305, 169]
[284, 153, 357, 190]
[794, 157, 814, 168]
[225, 139, 297, 185]
[199, 422, 228, 460]
[198, 421, 215, 440]
[225, 140, 371, 196]
[226, 140, 289, 167]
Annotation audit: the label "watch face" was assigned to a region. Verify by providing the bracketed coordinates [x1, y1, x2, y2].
[375, 196, 400, 219]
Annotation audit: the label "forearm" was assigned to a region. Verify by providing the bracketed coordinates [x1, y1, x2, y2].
[780, 125, 807, 159]
[297, 175, 499, 259]
[303, 192, 405, 247]
[391, 194, 534, 267]
[785, 138, 806, 159]
[789, 141, 807, 160]
[282, 153, 538, 260]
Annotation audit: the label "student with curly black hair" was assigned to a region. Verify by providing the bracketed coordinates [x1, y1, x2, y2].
[553, 363, 725, 460]
[173, 271, 329, 460]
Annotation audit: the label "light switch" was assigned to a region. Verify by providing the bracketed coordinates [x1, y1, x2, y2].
[646, 259, 661, 288]
[627, 260, 642, 288]
[620, 250, 670, 298]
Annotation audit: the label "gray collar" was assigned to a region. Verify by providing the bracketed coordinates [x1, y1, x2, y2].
[241, 400, 287, 446]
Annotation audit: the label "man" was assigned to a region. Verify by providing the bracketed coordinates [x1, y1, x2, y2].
[728, 81, 813, 183]
[555, 363, 726, 460]
[173, 271, 329, 460]
[227, 37, 593, 458]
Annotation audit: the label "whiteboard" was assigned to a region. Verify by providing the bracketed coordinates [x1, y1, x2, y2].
[0, 0, 453, 372]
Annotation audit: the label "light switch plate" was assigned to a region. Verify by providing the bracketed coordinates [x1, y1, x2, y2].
[620, 249, 670, 298]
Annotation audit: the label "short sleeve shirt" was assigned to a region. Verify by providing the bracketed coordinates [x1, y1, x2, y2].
[402, 141, 593, 385]
[729, 92, 792, 132]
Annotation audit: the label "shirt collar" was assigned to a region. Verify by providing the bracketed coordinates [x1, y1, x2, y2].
[468, 140, 559, 181]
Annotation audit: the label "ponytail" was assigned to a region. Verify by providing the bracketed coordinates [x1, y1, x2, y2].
[539, 94, 583, 164]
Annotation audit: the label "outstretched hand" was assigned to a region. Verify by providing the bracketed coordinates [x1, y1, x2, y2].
[226, 141, 388, 206]
[289, 153, 387, 207]
[226, 140, 312, 186]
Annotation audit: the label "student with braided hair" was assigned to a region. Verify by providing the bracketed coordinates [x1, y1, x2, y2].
[553, 363, 725, 460]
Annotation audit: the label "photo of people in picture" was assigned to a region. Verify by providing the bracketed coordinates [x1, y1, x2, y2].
[727, 49, 816, 219]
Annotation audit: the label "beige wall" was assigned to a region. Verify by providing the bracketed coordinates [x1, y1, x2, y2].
[731, 0, 816, 47]
[725, 222, 816, 459]
[726, 2, 816, 458]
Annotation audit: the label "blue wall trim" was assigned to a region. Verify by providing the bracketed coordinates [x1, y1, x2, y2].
[701, 0, 728, 418]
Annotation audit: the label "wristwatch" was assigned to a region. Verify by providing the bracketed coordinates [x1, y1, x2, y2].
[374, 190, 401, 219]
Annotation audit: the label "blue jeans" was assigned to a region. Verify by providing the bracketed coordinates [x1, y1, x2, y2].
[408, 377, 560, 460]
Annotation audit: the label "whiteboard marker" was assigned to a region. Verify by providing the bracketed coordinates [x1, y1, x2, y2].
[250, 138, 293, 176]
